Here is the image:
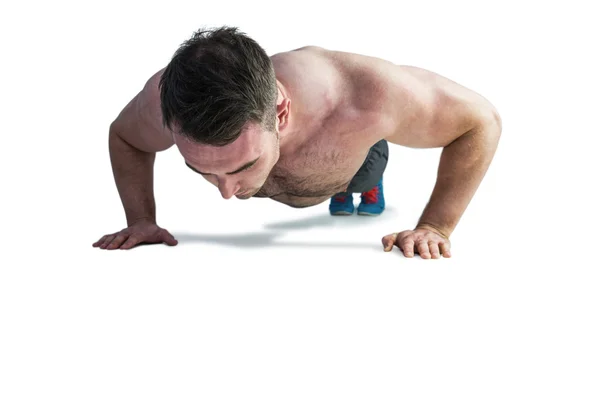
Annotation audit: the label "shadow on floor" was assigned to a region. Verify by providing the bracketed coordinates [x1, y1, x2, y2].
[169, 231, 383, 252]
[263, 206, 396, 231]
[168, 207, 397, 251]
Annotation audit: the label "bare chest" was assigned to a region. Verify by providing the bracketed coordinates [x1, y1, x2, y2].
[253, 136, 371, 208]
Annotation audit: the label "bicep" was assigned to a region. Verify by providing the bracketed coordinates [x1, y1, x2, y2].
[368, 63, 494, 148]
[110, 68, 174, 153]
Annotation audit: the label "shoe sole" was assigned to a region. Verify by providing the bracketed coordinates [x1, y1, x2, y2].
[330, 211, 354, 215]
[357, 211, 383, 216]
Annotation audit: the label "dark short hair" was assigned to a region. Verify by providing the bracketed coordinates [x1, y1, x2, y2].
[159, 26, 278, 146]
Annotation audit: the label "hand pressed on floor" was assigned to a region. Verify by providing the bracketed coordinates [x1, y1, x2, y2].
[382, 227, 451, 259]
[92, 220, 178, 250]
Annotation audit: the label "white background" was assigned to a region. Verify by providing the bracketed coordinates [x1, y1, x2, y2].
[1, 0, 599, 398]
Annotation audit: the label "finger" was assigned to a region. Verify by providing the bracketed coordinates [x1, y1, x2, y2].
[440, 242, 452, 258]
[417, 240, 431, 259]
[429, 241, 441, 259]
[401, 238, 415, 258]
[120, 235, 142, 250]
[100, 235, 116, 249]
[162, 232, 178, 246]
[93, 235, 108, 247]
[106, 234, 128, 250]
[382, 234, 397, 252]
[382, 237, 393, 252]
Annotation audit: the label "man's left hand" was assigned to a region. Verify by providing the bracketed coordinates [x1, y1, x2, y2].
[382, 227, 451, 259]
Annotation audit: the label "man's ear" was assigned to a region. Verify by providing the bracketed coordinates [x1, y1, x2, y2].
[276, 97, 291, 130]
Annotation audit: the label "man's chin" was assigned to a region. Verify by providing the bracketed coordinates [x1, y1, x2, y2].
[236, 190, 255, 199]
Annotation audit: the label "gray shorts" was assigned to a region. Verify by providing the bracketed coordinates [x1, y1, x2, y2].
[345, 139, 389, 193]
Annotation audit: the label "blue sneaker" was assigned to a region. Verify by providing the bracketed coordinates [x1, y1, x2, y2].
[329, 192, 354, 215]
[357, 178, 385, 216]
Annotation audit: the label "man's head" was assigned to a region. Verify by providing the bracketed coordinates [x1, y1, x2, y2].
[159, 26, 290, 199]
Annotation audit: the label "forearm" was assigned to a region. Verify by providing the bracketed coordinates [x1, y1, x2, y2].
[108, 129, 157, 226]
[417, 118, 502, 238]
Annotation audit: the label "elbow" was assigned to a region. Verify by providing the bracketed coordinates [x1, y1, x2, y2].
[491, 109, 502, 134]
[465, 109, 502, 152]
[478, 107, 502, 141]
[483, 111, 503, 154]
[483, 102, 502, 134]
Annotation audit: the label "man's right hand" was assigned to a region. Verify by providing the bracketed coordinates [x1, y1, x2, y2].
[92, 220, 178, 250]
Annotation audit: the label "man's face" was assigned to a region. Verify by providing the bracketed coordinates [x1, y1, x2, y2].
[175, 122, 279, 199]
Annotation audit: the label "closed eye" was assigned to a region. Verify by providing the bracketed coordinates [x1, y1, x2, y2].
[226, 157, 260, 175]
[236, 161, 256, 174]
[185, 157, 259, 176]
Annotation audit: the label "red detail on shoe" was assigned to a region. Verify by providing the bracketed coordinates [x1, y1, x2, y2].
[361, 186, 379, 204]
[334, 195, 348, 202]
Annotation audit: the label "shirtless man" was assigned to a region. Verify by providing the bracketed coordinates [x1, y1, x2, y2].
[92, 26, 502, 259]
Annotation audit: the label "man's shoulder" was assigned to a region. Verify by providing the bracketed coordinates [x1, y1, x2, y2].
[270, 45, 326, 58]
[271, 46, 404, 100]
[269, 46, 334, 73]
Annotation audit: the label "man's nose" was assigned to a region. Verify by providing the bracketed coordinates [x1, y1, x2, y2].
[218, 177, 240, 199]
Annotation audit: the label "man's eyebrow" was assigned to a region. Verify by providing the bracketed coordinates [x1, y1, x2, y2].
[226, 157, 260, 175]
[185, 157, 260, 175]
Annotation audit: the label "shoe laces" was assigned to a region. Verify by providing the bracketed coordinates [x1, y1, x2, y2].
[361, 186, 379, 204]
[334, 194, 349, 202]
